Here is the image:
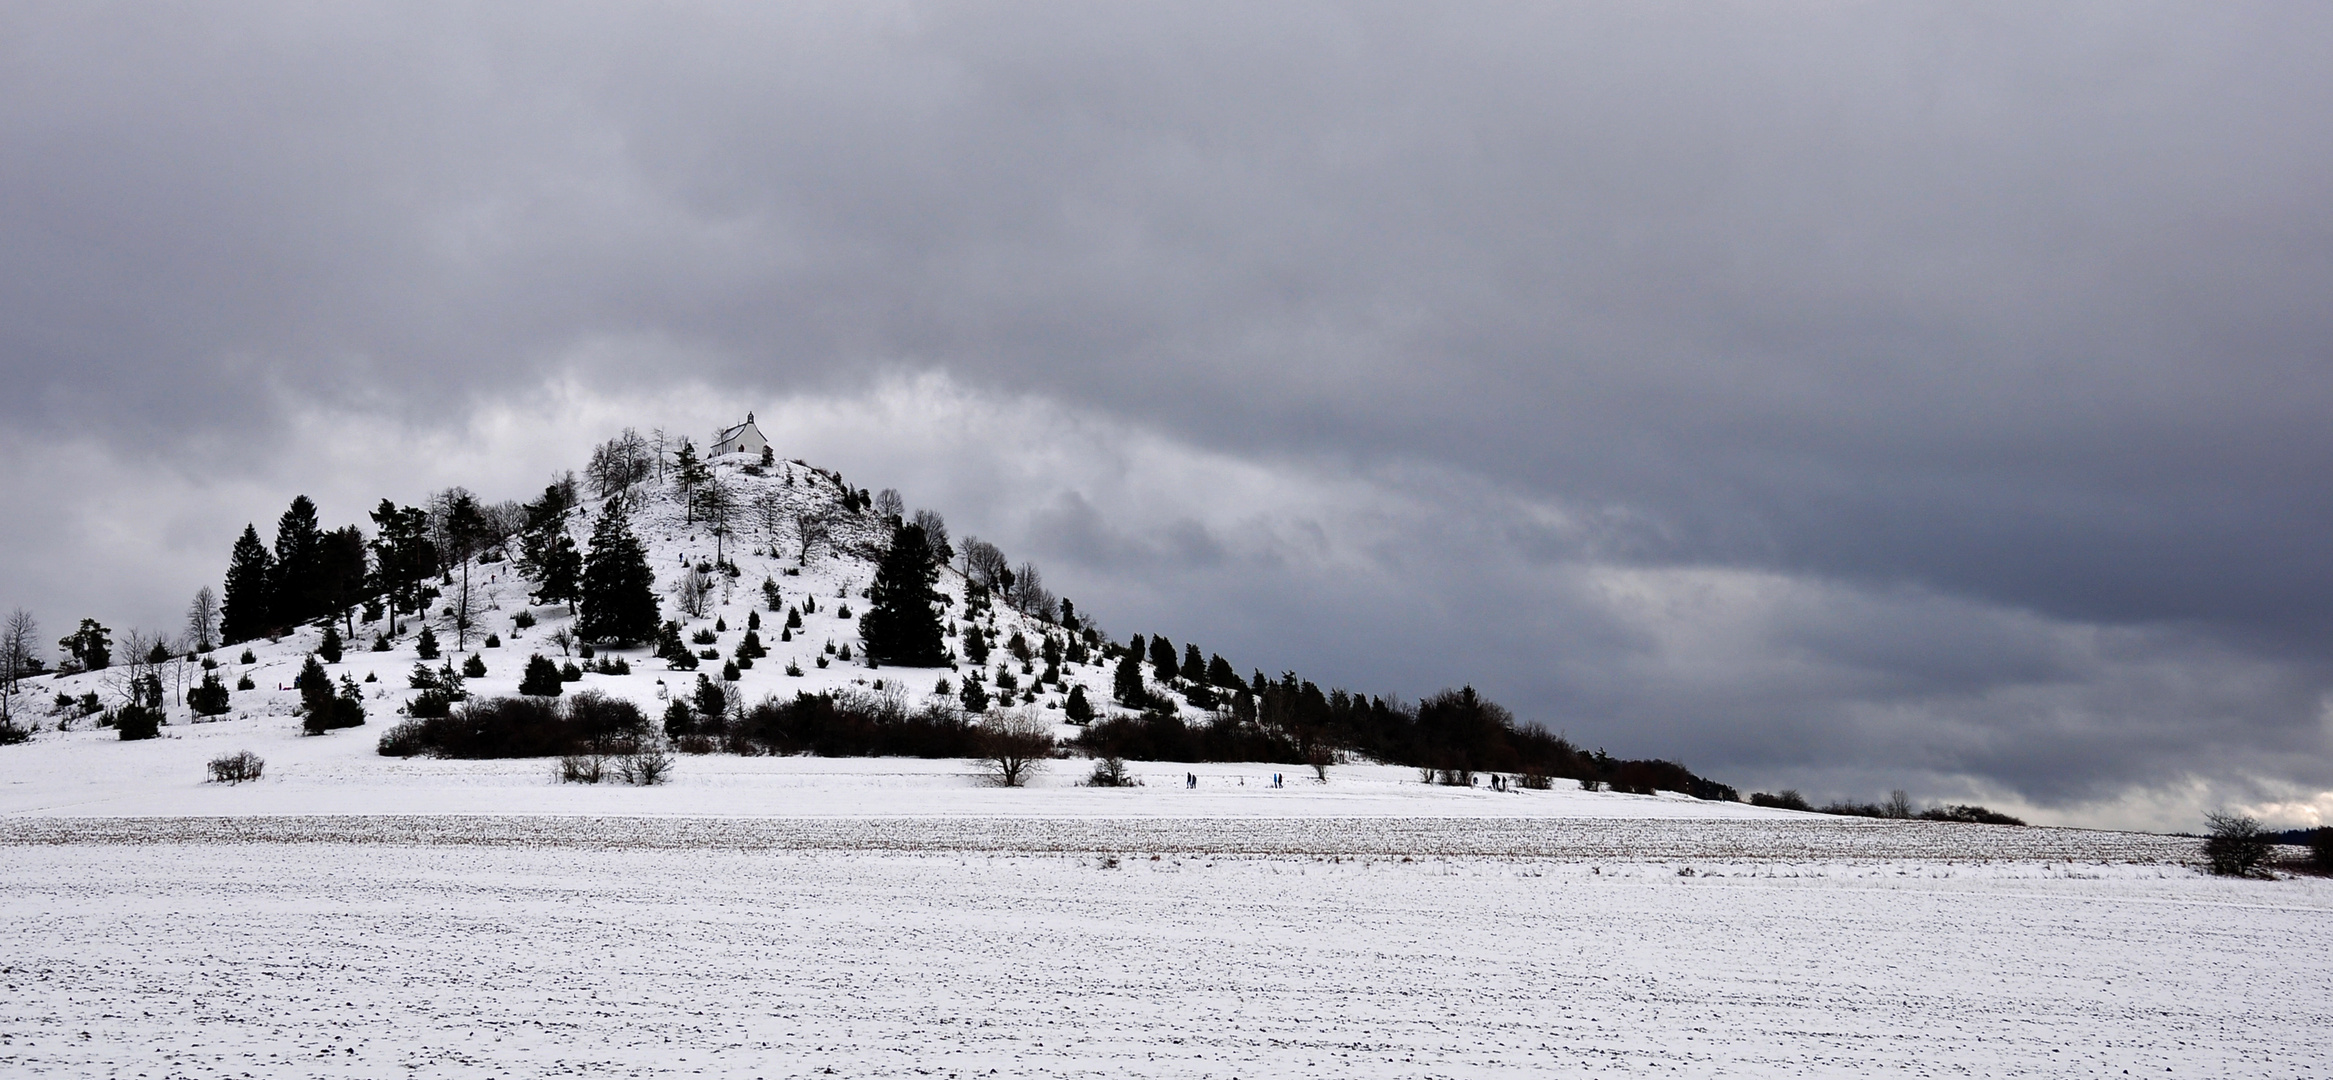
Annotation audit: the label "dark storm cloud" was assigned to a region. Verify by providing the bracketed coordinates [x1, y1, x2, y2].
[4, 2, 2331, 823]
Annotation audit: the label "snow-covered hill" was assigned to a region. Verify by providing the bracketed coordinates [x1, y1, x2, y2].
[15, 450, 1126, 740]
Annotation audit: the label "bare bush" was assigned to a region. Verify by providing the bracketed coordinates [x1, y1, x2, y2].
[674, 566, 716, 619]
[2204, 811, 2274, 877]
[616, 748, 673, 786]
[206, 750, 264, 784]
[981, 708, 1055, 787]
[1085, 755, 1138, 787]
[559, 753, 606, 784]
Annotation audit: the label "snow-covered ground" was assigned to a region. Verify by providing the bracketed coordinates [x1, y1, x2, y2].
[2, 840, 2327, 1078]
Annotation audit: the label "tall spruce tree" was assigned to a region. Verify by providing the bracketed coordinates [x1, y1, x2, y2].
[269, 495, 324, 626]
[577, 499, 660, 644]
[221, 525, 274, 644]
[860, 522, 947, 667]
[315, 525, 369, 637]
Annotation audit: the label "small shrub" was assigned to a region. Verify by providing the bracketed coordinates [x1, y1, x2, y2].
[484, 633, 501, 649]
[377, 720, 428, 757]
[513, 610, 536, 629]
[113, 704, 162, 741]
[519, 654, 564, 696]
[615, 748, 673, 786]
[693, 628, 718, 645]
[1750, 789, 1811, 811]
[463, 653, 488, 678]
[560, 661, 583, 682]
[1085, 756, 1138, 787]
[1518, 769, 1552, 790]
[559, 753, 605, 783]
[238, 649, 256, 664]
[235, 673, 256, 691]
[207, 750, 265, 784]
[188, 671, 233, 716]
[2204, 812, 2274, 877]
[371, 633, 392, 652]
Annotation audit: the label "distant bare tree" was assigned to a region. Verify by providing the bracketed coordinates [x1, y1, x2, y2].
[1005, 562, 1057, 621]
[873, 488, 904, 521]
[753, 490, 789, 550]
[0, 608, 39, 735]
[673, 566, 716, 620]
[980, 708, 1055, 787]
[910, 509, 951, 562]
[699, 476, 738, 563]
[185, 587, 220, 654]
[587, 428, 655, 498]
[794, 507, 835, 564]
[959, 538, 1009, 589]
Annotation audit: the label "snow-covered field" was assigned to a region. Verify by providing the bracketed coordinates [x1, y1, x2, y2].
[2, 839, 2327, 1078]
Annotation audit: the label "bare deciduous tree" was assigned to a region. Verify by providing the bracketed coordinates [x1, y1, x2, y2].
[753, 490, 789, 550]
[794, 507, 834, 565]
[587, 428, 655, 498]
[959, 538, 1009, 589]
[873, 488, 904, 521]
[980, 708, 1055, 787]
[185, 587, 220, 654]
[0, 608, 39, 735]
[673, 566, 716, 620]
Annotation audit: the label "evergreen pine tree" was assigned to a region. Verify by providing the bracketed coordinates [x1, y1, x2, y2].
[1207, 653, 1238, 688]
[462, 653, 487, 679]
[693, 673, 727, 719]
[270, 495, 324, 627]
[318, 626, 343, 664]
[1181, 643, 1205, 683]
[415, 625, 440, 660]
[528, 531, 584, 612]
[315, 526, 369, 637]
[297, 655, 355, 734]
[221, 525, 274, 644]
[1148, 635, 1177, 682]
[577, 499, 661, 644]
[674, 440, 708, 522]
[959, 678, 990, 714]
[367, 501, 439, 617]
[519, 654, 564, 696]
[1064, 684, 1093, 723]
[188, 670, 232, 716]
[861, 522, 948, 667]
[1113, 648, 1149, 707]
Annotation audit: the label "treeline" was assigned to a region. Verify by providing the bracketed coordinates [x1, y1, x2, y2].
[1078, 631, 1738, 798]
[1746, 789, 2026, 826]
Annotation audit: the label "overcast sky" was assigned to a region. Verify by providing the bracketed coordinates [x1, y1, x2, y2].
[4, 2, 2329, 829]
